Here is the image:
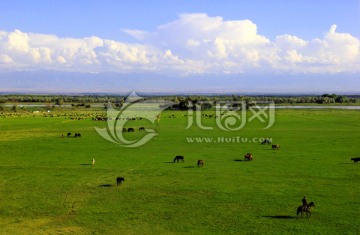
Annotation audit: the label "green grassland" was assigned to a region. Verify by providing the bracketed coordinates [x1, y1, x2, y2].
[0, 108, 359, 234]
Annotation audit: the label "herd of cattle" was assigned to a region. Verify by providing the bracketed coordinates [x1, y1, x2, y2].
[62, 133, 82, 138]
[45, 111, 359, 189]
[122, 127, 145, 132]
[89, 140, 281, 188]
[82, 136, 283, 187]
[171, 139, 280, 170]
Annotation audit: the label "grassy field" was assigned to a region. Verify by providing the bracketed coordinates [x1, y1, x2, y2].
[0, 108, 359, 234]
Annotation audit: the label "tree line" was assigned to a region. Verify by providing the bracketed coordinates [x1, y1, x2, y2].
[0, 95, 124, 104]
[0, 94, 358, 110]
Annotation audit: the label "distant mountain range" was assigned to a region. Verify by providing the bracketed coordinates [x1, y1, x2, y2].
[0, 70, 359, 95]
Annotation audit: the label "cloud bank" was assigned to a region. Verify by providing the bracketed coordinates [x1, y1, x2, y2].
[0, 14, 359, 75]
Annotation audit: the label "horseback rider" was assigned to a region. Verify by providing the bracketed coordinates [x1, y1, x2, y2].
[302, 196, 308, 209]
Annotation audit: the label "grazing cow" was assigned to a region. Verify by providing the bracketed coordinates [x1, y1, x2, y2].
[67, 133, 71, 138]
[127, 128, 134, 132]
[244, 153, 253, 161]
[351, 157, 360, 164]
[92, 159, 95, 166]
[197, 160, 204, 167]
[139, 127, 145, 131]
[116, 177, 125, 186]
[173, 155, 184, 163]
[261, 139, 271, 145]
[272, 144, 280, 150]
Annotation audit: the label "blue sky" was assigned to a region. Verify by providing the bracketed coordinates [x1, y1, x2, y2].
[0, 0, 359, 94]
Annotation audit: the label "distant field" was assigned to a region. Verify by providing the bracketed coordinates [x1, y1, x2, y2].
[0, 108, 359, 234]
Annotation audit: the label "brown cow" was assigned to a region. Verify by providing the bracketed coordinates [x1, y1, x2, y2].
[197, 160, 204, 167]
[244, 153, 253, 161]
[272, 144, 280, 150]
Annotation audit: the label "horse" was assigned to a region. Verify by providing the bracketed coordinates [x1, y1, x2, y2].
[173, 156, 184, 163]
[197, 160, 204, 167]
[272, 144, 280, 150]
[116, 177, 125, 186]
[244, 153, 253, 161]
[297, 202, 315, 218]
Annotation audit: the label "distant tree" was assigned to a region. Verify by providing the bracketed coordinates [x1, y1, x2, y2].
[55, 98, 64, 106]
[201, 102, 213, 110]
[349, 98, 357, 103]
[12, 105, 17, 112]
[335, 96, 347, 103]
[172, 99, 193, 110]
[322, 94, 337, 99]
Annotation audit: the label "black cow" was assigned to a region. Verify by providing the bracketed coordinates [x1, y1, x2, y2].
[127, 128, 134, 132]
[139, 127, 145, 131]
[351, 157, 360, 164]
[173, 156, 184, 163]
[67, 133, 71, 138]
[116, 177, 125, 186]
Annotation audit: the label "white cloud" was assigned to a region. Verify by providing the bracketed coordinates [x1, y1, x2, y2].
[275, 35, 308, 49]
[273, 24, 360, 72]
[6, 30, 30, 52]
[0, 14, 359, 75]
[0, 54, 13, 64]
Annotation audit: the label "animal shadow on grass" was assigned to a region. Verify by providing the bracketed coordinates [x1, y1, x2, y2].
[80, 163, 92, 166]
[164, 162, 175, 164]
[183, 166, 197, 168]
[98, 184, 114, 188]
[262, 215, 296, 219]
[234, 159, 251, 162]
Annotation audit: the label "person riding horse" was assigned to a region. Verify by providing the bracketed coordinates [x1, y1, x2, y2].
[302, 196, 308, 209]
